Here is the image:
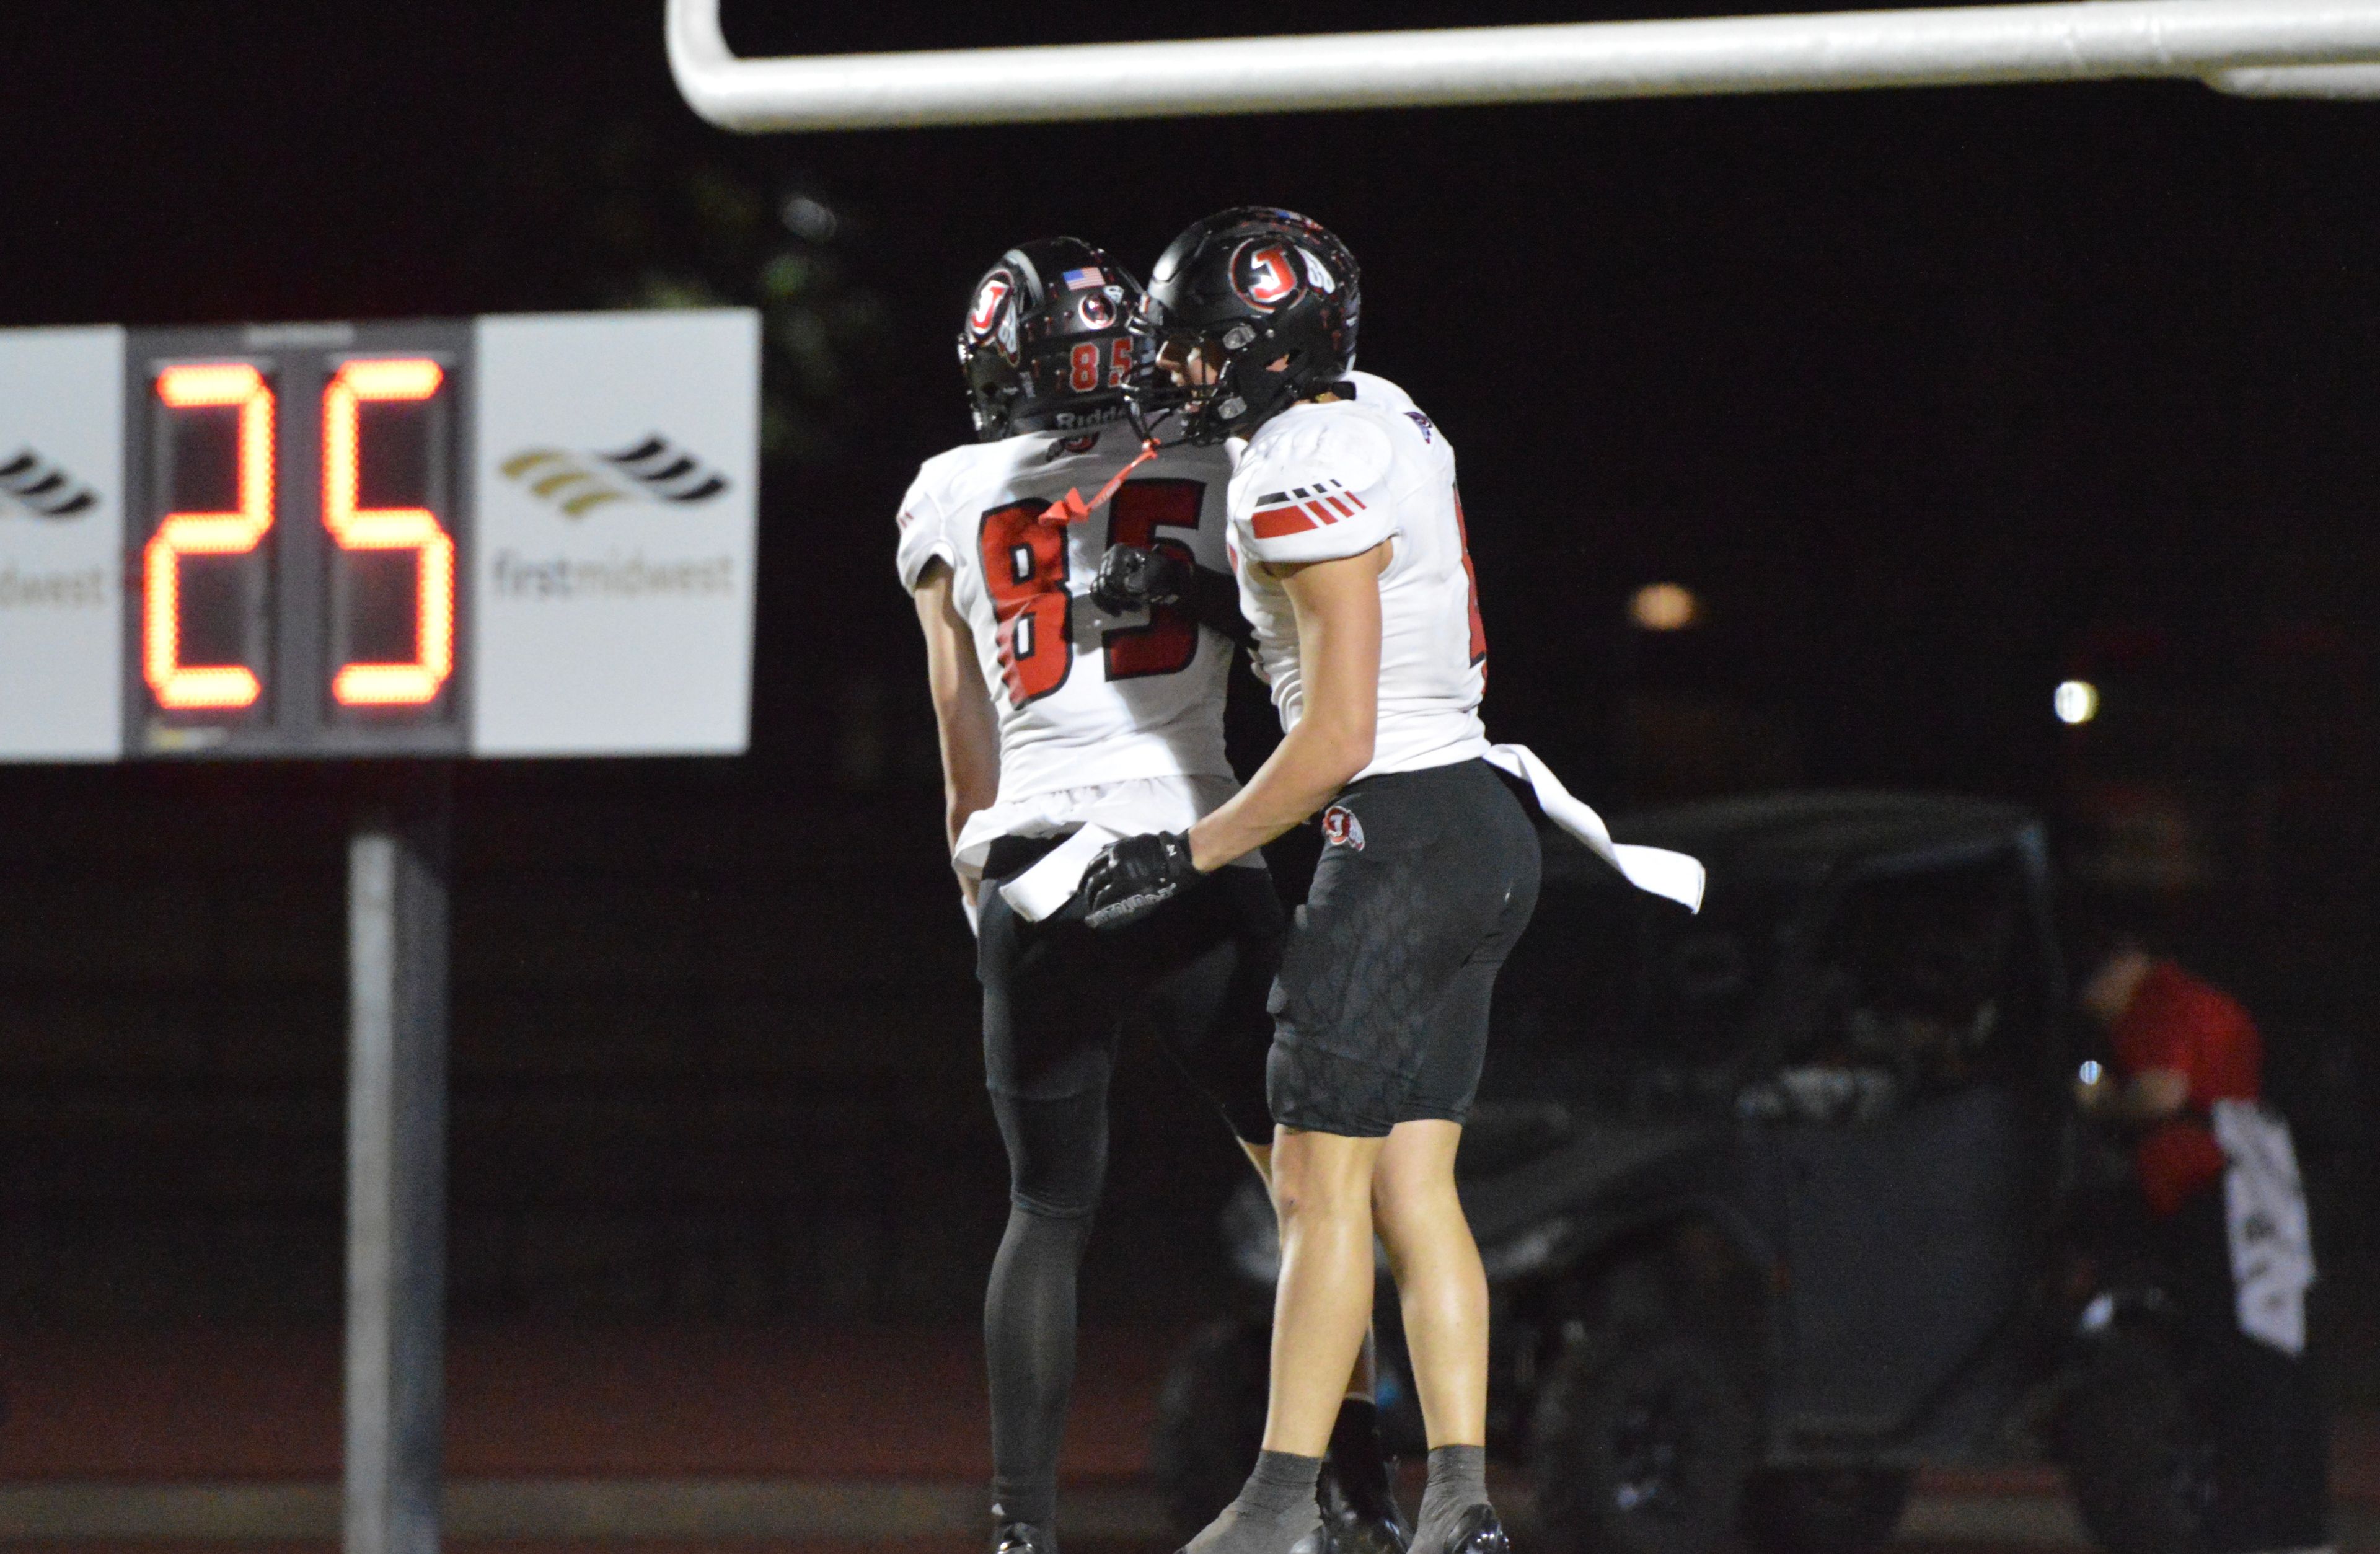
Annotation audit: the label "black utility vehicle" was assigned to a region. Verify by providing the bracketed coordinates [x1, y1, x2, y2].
[1155, 792, 2100, 1554]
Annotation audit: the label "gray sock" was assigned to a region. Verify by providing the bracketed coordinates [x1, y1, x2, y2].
[1413, 1445, 1491, 1554]
[1183, 1450, 1324, 1554]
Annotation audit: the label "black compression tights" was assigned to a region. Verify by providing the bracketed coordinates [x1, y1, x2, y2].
[984, 1088, 1109, 1529]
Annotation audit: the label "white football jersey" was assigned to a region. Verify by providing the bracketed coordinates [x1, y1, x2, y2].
[897, 426, 1241, 809]
[1227, 371, 1490, 780]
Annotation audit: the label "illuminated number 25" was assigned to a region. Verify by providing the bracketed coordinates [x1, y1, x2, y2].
[324, 358, 454, 707]
[142, 357, 456, 715]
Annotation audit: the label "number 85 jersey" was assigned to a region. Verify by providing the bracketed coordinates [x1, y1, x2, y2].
[896, 427, 1240, 801]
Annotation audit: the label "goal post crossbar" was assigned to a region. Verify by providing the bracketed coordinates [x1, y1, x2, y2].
[666, 0, 2380, 132]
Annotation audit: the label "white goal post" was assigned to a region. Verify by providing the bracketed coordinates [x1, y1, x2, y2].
[666, 0, 2380, 132]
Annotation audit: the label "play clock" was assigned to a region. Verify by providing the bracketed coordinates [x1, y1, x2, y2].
[0, 309, 759, 760]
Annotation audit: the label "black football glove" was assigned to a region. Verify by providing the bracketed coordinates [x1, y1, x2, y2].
[1091, 543, 1194, 615]
[1079, 830, 1199, 930]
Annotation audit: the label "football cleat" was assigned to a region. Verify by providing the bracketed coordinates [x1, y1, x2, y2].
[991, 1520, 1056, 1554]
[1318, 1454, 1413, 1554]
[1430, 1506, 1507, 1554]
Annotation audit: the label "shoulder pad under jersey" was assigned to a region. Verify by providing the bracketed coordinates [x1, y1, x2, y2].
[895, 443, 983, 590]
[1233, 407, 1399, 565]
[1238, 405, 1395, 500]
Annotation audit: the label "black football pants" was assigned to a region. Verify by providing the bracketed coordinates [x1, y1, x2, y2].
[973, 832, 1282, 1529]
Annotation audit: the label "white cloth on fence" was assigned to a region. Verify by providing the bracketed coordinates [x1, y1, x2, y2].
[2212, 1097, 2316, 1356]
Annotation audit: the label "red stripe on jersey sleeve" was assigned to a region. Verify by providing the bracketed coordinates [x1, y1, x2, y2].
[1251, 505, 1319, 539]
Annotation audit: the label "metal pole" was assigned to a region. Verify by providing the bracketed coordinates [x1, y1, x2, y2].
[345, 765, 452, 1554]
[665, 0, 2380, 131]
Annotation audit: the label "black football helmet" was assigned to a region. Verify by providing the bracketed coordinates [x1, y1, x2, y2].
[1133, 207, 1360, 444]
[956, 237, 1143, 441]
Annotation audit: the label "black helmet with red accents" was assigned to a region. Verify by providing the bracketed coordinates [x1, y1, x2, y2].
[956, 237, 1142, 442]
[1133, 207, 1360, 444]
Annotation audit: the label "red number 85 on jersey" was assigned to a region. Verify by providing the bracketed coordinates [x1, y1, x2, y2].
[977, 480, 1203, 705]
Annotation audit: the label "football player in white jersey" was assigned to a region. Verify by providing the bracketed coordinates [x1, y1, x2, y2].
[901, 238, 1401, 1554]
[1083, 211, 1540, 1554]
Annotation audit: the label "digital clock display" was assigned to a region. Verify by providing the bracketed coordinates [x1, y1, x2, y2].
[0, 310, 760, 762]
[131, 321, 470, 755]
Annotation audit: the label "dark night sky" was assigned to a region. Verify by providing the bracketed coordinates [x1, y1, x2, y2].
[6, 0, 2379, 799]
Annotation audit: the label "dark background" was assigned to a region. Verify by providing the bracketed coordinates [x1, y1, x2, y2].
[0, 0, 2372, 1390]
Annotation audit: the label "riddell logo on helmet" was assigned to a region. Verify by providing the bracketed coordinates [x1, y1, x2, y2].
[1322, 803, 1366, 850]
[1232, 241, 1304, 311]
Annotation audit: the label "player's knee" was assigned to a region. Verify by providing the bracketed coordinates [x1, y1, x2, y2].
[1007, 1145, 1104, 1217]
[1369, 1167, 1421, 1227]
[1010, 1182, 1100, 1221]
[1270, 1131, 1378, 1225]
[992, 1088, 1109, 1219]
[1372, 1119, 1461, 1199]
[1370, 1170, 1461, 1254]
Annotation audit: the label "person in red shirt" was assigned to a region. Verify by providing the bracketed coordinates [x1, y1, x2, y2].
[2076, 934, 2330, 1554]
[2079, 947, 2263, 1217]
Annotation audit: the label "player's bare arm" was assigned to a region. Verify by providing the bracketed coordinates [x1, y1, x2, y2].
[912, 558, 999, 904]
[1186, 544, 1387, 873]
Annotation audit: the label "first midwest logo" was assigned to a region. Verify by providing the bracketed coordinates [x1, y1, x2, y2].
[0, 448, 99, 519]
[489, 434, 739, 603]
[500, 435, 729, 518]
[0, 447, 108, 609]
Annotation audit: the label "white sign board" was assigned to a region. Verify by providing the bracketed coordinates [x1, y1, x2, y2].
[470, 311, 759, 756]
[0, 327, 126, 762]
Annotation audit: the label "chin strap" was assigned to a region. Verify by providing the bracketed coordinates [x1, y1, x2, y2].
[1038, 435, 1162, 527]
